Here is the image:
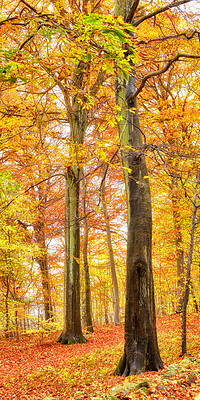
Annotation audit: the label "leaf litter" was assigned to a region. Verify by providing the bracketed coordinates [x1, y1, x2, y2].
[0, 314, 200, 400]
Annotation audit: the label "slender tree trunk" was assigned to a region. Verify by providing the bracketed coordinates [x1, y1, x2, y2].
[171, 177, 185, 313]
[23, 304, 26, 332]
[35, 185, 53, 321]
[101, 168, 120, 325]
[182, 168, 200, 355]
[35, 210, 53, 321]
[5, 277, 10, 338]
[190, 280, 199, 313]
[13, 279, 19, 339]
[114, 0, 163, 376]
[37, 254, 53, 320]
[82, 170, 94, 333]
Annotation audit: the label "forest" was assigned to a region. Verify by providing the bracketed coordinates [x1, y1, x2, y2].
[0, 0, 200, 398]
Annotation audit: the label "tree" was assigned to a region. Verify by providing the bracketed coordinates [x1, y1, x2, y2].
[0, 1, 136, 342]
[115, 76, 163, 374]
[114, 0, 162, 376]
[0, 172, 40, 336]
[115, 0, 200, 375]
[0, 84, 63, 321]
[138, 44, 200, 313]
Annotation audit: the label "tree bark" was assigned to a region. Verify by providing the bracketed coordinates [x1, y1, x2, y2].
[115, 0, 163, 376]
[58, 65, 88, 343]
[58, 169, 86, 344]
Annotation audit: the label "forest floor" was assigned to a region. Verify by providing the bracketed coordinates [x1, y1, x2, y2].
[0, 314, 200, 400]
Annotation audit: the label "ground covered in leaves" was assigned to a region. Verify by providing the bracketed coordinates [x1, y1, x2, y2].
[0, 314, 200, 400]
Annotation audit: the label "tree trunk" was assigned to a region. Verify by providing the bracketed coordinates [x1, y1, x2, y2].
[13, 279, 19, 339]
[181, 168, 200, 355]
[58, 169, 86, 344]
[56, 54, 105, 342]
[190, 280, 199, 313]
[82, 170, 94, 333]
[115, 0, 163, 375]
[37, 254, 53, 320]
[5, 277, 10, 338]
[35, 205, 53, 321]
[58, 79, 88, 343]
[171, 177, 185, 313]
[101, 167, 120, 325]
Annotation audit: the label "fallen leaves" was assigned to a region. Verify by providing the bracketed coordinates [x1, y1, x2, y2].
[0, 315, 200, 399]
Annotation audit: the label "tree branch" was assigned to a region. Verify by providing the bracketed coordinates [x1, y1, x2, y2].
[1, 174, 64, 210]
[130, 53, 200, 100]
[90, 70, 106, 97]
[136, 30, 199, 45]
[0, 16, 19, 26]
[126, 0, 140, 23]
[20, 0, 40, 14]
[129, 0, 195, 26]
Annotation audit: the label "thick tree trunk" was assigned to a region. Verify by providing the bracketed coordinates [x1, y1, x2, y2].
[101, 170, 120, 325]
[59, 85, 87, 344]
[58, 170, 86, 344]
[115, 89, 163, 375]
[57, 57, 105, 342]
[115, 0, 163, 375]
[82, 171, 94, 333]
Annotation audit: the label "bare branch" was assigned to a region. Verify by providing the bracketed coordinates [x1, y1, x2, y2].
[130, 53, 200, 100]
[20, 0, 40, 14]
[130, 0, 196, 27]
[1, 174, 64, 210]
[0, 16, 19, 26]
[136, 30, 199, 45]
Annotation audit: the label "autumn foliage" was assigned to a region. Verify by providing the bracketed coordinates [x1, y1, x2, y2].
[0, 0, 200, 393]
[0, 315, 200, 399]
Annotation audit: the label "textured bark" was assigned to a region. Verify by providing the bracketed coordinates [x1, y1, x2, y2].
[58, 63, 88, 344]
[82, 171, 94, 333]
[58, 170, 86, 344]
[115, 0, 163, 376]
[101, 169, 120, 325]
[115, 90, 163, 375]
[58, 52, 106, 343]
